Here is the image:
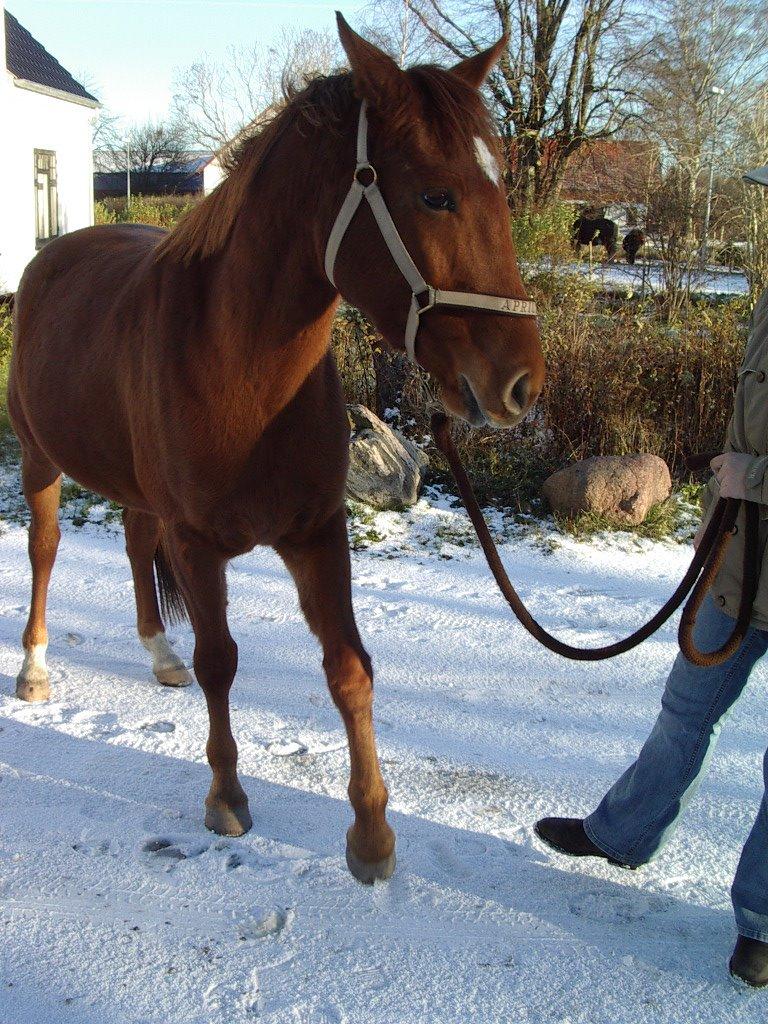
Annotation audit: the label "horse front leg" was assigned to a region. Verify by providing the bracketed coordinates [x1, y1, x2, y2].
[16, 449, 61, 703]
[278, 508, 395, 883]
[166, 529, 252, 837]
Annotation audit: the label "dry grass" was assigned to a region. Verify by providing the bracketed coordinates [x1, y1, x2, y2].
[537, 298, 746, 474]
[331, 276, 749, 511]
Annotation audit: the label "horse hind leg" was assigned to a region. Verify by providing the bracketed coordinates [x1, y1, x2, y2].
[123, 509, 192, 687]
[163, 529, 251, 837]
[16, 448, 62, 703]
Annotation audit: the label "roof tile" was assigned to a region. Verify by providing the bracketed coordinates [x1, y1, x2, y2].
[4, 9, 98, 104]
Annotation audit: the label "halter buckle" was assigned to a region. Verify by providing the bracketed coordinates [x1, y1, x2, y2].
[415, 287, 436, 314]
[354, 163, 378, 187]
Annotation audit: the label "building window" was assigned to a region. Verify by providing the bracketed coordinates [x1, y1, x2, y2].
[34, 150, 59, 247]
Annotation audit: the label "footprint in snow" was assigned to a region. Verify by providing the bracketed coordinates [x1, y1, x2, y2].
[72, 838, 112, 856]
[237, 907, 294, 941]
[428, 836, 489, 879]
[266, 740, 307, 757]
[139, 719, 176, 734]
[568, 889, 673, 924]
[141, 835, 267, 874]
[70, 710, 122, 736]
[204, 968, 263, 1017]
[141, 835, 210, 869]
[142, 837, 188, 862]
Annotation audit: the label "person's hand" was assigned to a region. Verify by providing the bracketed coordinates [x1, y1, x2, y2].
[710, 452, 754, 501]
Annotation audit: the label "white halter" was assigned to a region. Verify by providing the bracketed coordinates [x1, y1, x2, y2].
[324, 100, 538, 364]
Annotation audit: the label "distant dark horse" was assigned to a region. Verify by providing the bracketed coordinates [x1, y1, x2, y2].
[572, 216, 618, 259]
[622, 228, 645, 265]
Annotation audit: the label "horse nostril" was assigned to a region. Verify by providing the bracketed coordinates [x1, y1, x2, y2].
[506, 371, 531, 414]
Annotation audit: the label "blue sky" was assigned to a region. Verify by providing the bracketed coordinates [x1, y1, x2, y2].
[7, 0, 365, 124]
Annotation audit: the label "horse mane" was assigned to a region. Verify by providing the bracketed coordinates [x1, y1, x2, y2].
[155, 65, 493, 266]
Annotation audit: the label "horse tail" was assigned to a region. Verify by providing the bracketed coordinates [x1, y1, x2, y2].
[153, 532, 189, 626]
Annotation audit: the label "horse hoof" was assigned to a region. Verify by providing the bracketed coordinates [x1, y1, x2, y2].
[154, 665, 193, 687]
[205, 802, 253, 837]
[345, 842, 397, 884]
[15, 669, 50, 703]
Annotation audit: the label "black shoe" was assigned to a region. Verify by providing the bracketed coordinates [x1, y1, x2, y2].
[534, 817, 637, 870]
[730, 936, 768, 989]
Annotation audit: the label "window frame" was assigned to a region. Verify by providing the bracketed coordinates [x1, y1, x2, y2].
[34, 149, 59, 249]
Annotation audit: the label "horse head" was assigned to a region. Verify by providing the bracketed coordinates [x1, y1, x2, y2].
[329, 16, 545, 429]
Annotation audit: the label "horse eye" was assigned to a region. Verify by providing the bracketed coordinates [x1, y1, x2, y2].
[421, 188, 455, 211]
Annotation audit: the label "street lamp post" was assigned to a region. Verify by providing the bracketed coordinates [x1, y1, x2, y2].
[700, 85, 725, 271]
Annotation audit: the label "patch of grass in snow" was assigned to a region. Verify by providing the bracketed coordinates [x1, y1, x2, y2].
[554, 486, 703, 544]
[59, 480, 123, 529]
[347, 501, 385, 550]
[345, 482, 703, 561]
[345, 488, 532, 559]
[0, 457, 123, 531]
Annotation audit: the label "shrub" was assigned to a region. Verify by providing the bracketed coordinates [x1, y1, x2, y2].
[94, 194, 199, 230]
[329, 284, 749, 510]
[0, 302, 12, 441]
[510, 203, 574, 264]
[331, 306, 379, 410]
[538, 296, 747, 472]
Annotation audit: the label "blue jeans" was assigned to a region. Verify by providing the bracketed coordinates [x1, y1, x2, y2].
[585, 596, 768, 942]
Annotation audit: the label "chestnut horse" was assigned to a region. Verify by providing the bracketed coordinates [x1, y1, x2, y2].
[8, 16, 543, 882]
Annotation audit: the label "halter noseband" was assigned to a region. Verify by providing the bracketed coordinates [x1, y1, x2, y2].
[324, 100, 538, 364]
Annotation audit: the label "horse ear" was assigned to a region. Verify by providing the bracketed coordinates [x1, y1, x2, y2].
[451, 36, 508, 90]
[336, 12, 407, 105]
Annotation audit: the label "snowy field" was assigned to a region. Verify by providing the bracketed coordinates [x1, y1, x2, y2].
[1, 496, 767, 1023]
[558, 260, 749, 297]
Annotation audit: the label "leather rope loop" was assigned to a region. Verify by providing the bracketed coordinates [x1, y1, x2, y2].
[431, 412, 760, 667]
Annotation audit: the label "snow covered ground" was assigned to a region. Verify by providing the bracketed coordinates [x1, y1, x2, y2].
[1, 495, 767, 1024]
[556, 260, 749, 297]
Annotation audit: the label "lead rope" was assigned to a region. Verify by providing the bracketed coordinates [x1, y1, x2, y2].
[431, 412, 761, 667]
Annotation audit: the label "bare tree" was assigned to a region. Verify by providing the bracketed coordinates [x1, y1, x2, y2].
[91, 107, 122, 159]
[124, 119, 191, 191]
[363, 0, 437, 67]
[172, 28, 341, 152]
[74, 70, 123, 160]
[639, 0, 768, 239]
[389, 0, 649, 209]
[737, 87, 768, 301]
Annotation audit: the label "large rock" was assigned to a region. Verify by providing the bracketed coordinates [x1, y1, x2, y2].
[394, 428, 430, 472]
[543, 454, 672, 526]
[346, 405, 427, 510]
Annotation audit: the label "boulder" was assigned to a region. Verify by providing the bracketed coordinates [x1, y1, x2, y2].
[543, 454, 672, 526]
[394, 429, 430, 472]
[346, 405, 427, 510]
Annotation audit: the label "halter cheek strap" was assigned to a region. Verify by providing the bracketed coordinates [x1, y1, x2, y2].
[324, 100, 538, 364]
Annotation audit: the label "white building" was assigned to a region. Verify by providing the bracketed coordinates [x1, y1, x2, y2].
[0, 6, 98, 292]
[203, 155, 226, 196]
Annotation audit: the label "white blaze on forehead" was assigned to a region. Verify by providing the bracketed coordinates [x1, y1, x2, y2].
[474, 136, 500, 184]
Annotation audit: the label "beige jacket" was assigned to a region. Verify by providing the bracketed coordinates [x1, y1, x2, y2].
[702, 289, 768, 630]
